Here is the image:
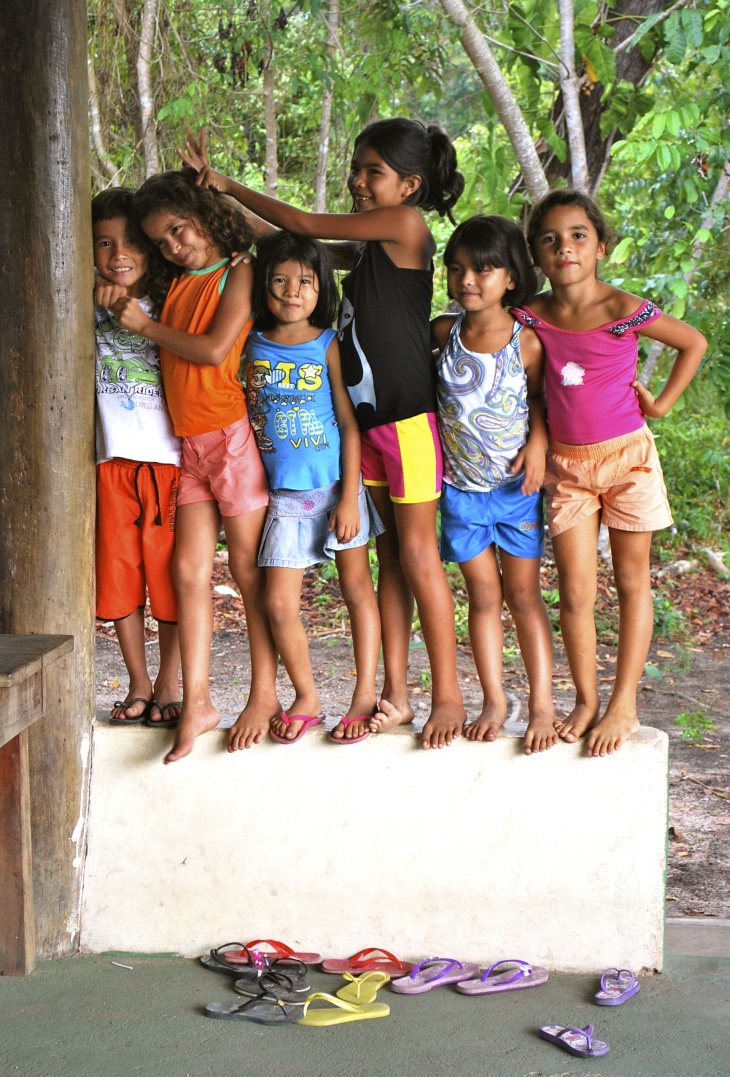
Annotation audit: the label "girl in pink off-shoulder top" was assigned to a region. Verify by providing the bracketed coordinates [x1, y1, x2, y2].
[513, 189, 706, 759]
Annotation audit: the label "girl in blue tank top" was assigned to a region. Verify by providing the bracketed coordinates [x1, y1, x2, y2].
[432, 215, 557, 755]
[180, 121, 469, 749]
[247, 233, 382, 744]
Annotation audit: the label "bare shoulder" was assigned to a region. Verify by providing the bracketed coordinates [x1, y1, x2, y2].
[601, 284, 648, 321]
[517, 323, 544, 368]
[524, 290, 551, 317]
[430, 313, 458, 351]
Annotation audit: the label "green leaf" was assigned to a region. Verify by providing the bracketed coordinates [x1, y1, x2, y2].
[644, 663, 662, 679]
[652, 112, 666, 139]
[671, 278, 688, 299]
[657, 144, 671, 171]
[664, 205, 676, 219]
[611, 236, 633, 264]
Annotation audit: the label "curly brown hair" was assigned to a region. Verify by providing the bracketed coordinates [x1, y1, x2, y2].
[133, 168, 254, 268]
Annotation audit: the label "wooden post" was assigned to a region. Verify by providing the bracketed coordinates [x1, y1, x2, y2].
[0, 3, 95, 957]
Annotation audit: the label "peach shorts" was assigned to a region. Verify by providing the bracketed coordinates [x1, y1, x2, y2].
[544, 425, 673, 537]
[178, 416, 269, 518]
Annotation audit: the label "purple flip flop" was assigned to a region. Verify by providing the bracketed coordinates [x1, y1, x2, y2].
[539, 1024, 609, 1058]
[456, 958, 548, 995]
[390, 957, 480, 994]
[269, 712, 325, 744]
[594, 967, 640, 1005]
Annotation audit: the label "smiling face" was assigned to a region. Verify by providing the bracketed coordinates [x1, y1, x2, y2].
[141, 209, 218, 270]
[447, 246, 514, 313]
[347, 145, 421, 212]
[533, 203, 606, 284]
[267, 260, 320, 326]
[93, 217, 148, 297]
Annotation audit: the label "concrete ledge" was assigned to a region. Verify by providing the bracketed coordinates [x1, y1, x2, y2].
[80, 722, 668, 973]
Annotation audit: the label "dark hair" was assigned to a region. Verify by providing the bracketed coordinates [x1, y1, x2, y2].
[353, 118, 464, 224]
[91, 186, 174, 313]
[253, 232, 338, 331]
[133, 169, 253, 266]
[526, 189, 612, 259]
[443, 215, 537, 308]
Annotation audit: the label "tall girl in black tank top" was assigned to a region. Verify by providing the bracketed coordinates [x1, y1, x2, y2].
[179, 120, 468, 748]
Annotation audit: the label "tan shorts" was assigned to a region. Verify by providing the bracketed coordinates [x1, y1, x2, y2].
[545, 425, 673, 537]
[178, 416, 269, 518]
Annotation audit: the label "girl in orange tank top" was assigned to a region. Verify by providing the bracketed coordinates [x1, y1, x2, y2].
[112, 170, 279, 763]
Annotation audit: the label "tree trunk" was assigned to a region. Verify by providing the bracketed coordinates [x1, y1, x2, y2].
[558, 0, 589, 192]
[0, 0, 95, 958]
[261, 2, 278, 199]
[438, 0, 549, 202]
[88, 54, 121, 184]
[314, 0, 339, 213]
[138, 0, 160, 177]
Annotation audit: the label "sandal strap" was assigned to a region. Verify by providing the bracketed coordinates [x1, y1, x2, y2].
[480, 958, 532, 985]
[409, 957, 463, 979]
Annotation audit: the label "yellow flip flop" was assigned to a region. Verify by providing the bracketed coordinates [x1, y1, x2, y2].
[336, 971, 391, 1004]
[297, 991, 390, 1026]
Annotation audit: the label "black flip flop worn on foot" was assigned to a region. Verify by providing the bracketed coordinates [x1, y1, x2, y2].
[145, 700, 182, 728]
[109, 698, 150, 725]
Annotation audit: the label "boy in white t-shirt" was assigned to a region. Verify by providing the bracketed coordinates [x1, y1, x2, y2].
[93, 188, 182, 727]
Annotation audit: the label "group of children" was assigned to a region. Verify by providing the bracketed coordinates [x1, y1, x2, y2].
[93, 118, 706, 764]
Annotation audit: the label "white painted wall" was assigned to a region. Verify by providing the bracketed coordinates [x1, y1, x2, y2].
[80, 722, 668, 973]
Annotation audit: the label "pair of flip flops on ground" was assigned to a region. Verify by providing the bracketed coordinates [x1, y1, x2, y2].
[270, 712, 372, 745]
[389, 957, 548, 995]
[206, 970, 392, 1026]
[109, 698, 181, 727]
[539, 967, 640, 1060]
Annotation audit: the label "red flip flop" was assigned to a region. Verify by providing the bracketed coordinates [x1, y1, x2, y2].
[214, 939, 322, 966]
[321, 947, 415, 976]
[269, 712, 324, 744]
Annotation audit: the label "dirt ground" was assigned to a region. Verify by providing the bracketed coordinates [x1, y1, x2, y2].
[96, 551, 730, 920]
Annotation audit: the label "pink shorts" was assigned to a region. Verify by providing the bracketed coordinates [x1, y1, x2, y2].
[178, 416, 269, 517]
[545, 425, 673, 537]
[361, 413, 442, 504]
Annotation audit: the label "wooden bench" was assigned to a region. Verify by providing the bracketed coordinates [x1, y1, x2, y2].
[0, 634, 74, 975]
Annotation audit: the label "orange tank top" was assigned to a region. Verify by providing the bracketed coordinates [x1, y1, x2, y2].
[159, 259, 252, 437]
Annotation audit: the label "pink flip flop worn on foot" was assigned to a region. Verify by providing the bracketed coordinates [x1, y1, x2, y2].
[455, 958, 548, 995]
[390, 957, 480, 994]
[321, 947, 414, 977]
[329, 715, 371, 745]
[269, 712, 324, 744]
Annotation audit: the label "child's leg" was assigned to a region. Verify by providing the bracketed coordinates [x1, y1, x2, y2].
[147, 621, 182, 724]
[164, 501, 221, 763]
[500, 552, 557, 754]
[111, 608, 153, 719]
[459, 547, 509, 742]
[585, 528, 652, 756]
[265, 565, 320, 739]
[394, 500, 465, 748]
[366, 487, 416, 732]
[224, 508, 280, 750]
[551, 511, 602, 742]
[330, 545, 381, 740]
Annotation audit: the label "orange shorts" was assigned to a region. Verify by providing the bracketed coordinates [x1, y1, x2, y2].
[544, 425, 673, 537]
[96, 458, 179, 622]
[178, 416, 269, 517]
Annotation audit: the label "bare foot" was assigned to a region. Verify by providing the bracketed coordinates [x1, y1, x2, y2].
[164, 701, 221, 763]
[369, 697, 415, 734]
[555, 700, 600, 743]
[421, 701, 466, 749]
[228, 701, 279, 751]
[463, 697, 507, 743]
[585, 704, 640, 757]
[524, 705, 559, 755]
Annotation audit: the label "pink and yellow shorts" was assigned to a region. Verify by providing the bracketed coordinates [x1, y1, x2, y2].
[178, 415, 269, 518]
[361, 412, 442, 504]
[545, 425, 673, 537]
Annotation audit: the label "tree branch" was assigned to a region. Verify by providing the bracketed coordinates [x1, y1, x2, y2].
[138, 0, 161, 178]
[88, 54, 122, 184]
[558, 0, 590, 191]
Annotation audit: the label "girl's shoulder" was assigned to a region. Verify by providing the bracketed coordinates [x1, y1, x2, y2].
[430, 312, 459, 351]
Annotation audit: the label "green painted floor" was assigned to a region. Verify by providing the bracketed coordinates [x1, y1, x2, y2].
[1, 924, 728, 1077]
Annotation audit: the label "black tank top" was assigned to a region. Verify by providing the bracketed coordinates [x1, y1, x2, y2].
[338, 240, 436, 431]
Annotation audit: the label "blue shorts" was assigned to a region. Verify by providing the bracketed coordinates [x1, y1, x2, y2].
[258, 480, 384, 569]
[439, 479, 544, 564]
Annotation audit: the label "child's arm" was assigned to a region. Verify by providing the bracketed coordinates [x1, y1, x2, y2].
[111, 260, 253, 367]
[326, 337, 362, 544]
[430, 314, 457, 354]
[511, 327, 548, 495]
[178, 135, 431, 260]
[95, 279, 129, 309]
[632, 314, 707, 418]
